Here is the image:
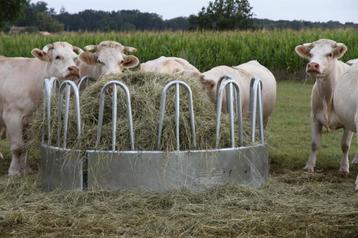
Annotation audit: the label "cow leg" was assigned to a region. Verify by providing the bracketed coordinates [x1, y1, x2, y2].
[3, 111, 29, 176]
[355, 175, 358, 191]
[339, 128, 353, 174]
[304, 119, 322, 172]
[352, 117, 358, 164]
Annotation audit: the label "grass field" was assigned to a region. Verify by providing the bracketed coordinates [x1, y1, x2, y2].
[0, 79, 357, 237]
[1, 29, 358, 73]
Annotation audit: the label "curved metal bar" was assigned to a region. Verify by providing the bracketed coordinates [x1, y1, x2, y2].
[249, 77, 264, 144]
[215, 77, 243, 148]
[216, 76, 239, 113]
[42, 77, 61, 145]
[56, 80, 81, 148]
[157, 80, 196, 151]
[95, 80, 134, 151]
[77, 76, 95, 91]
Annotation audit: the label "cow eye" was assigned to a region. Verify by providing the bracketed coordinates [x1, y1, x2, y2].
[327, 53, 333, 58]
[97, 59, 104, 65]
[55, 55, 61, 60]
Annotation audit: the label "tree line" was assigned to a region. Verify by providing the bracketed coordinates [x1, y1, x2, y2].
[1, 0, 357, 32]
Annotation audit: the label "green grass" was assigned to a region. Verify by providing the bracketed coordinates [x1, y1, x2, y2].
[0, 79, 358, 237]
[268, 80, 358, 171]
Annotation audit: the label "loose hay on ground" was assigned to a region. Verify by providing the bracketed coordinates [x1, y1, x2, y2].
[0, 171, 357, 237]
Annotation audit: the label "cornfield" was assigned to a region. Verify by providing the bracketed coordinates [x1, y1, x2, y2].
[1, 29, 358, 73]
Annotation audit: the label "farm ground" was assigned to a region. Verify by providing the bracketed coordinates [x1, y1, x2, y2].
[0, 80, 358, 237]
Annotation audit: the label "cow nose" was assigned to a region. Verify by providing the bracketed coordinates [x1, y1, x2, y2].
[307, 62, 320, 72]
[68, 66, 78, 72]
[68, 66, 79, 75]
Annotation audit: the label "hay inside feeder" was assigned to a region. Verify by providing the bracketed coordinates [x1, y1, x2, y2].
[32, 72, 251, 151]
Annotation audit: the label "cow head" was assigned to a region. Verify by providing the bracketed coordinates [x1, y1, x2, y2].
[295, 39, 347, 78]
[79, 41, 139, 77]
[200, 74, 218, 104]
[31, 42, 82, 79]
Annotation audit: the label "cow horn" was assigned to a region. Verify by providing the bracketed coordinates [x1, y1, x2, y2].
[42, 43, 54, 52]
[124, 46, 137, 54]
[72, 46, 83, 55]
[84, 45, 97, 52]
[302, 43, 313, 49]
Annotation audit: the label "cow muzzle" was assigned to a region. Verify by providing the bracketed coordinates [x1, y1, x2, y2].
[65, 66, 80, 80]
[306, 62, 321, 75]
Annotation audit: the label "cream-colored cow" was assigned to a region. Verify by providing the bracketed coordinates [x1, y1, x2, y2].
[333, 63, 358, 190]
[79, 41, 139, 79]
[0, 42, 81, 175]
[200, 60, 277, 126]
[140, 56, 201, 78]
[295, 39, 351, 173]
[347, 58, 358, 65]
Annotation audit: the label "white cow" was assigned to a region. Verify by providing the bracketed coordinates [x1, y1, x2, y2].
[200, 60, 277, 126]
[347, 59, 358, 65]
[295, 39, 351, 173]
[333, 63, 358, 190]
[140, 56, 201, 78]
[79, 41, 139, 79]
[0, 42, 81, 175]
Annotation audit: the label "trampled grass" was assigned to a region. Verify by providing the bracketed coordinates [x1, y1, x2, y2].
[1, 79, 358, 237]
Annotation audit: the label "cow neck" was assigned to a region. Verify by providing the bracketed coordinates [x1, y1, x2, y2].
[316, 75, 334, 106]
[315, 65, 337, 127]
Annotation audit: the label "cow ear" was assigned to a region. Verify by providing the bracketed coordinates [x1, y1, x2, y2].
[333, 43, 347, 59]
[79, 52, 97, 65]
[84, 45, 97, 52]
[200, 76, 215, 90]
[72, 46, 83, 55]
[124, 46, 137, 54]
[295, 43, 312, 59]
[184, 70, 202, 79]
[31, 48, 49, 61]
[122, 55, 139, 68]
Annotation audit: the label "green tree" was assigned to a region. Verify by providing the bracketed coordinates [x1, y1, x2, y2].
[16, 1, 64, 32]
[0, 0, 27, 30]
[189, 0, 254, 30]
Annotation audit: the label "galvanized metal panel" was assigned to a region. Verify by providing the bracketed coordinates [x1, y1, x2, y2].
[40, 145, 84, 191]
[87, 145, 268, 192]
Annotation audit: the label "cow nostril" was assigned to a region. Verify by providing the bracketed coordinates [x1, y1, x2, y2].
[308, 63, 319, 70]
[68, 66, 78, 71]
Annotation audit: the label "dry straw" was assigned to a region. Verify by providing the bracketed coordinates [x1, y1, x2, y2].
[31, 72, 251, 152]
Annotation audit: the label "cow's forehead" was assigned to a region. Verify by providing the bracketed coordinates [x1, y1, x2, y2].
[97, 47, 125, 61]
[49, 42, 76, 57]
[98, 41, 124, 50]
[311, 41, 335, 55]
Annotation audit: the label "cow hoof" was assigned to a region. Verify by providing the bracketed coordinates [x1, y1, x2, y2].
[339, 167, 349, 175]
[352, 158, 358, 165]
[8, 169, 21, 176]
[303, 165, 314, 172]
[339, 171, 349, 177]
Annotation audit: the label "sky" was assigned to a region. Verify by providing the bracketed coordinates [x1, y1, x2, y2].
[35, 0, 358, 23]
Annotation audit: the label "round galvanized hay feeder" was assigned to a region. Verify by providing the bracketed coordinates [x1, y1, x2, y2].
[39, 75, 268, 192]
